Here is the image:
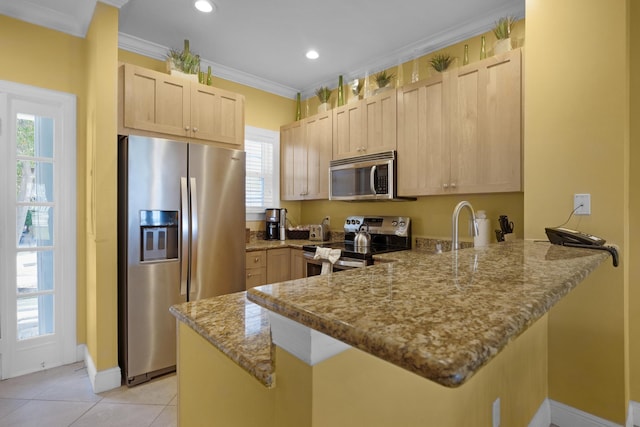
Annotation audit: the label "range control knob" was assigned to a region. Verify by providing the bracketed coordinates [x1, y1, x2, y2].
[392, 220, 398, 226]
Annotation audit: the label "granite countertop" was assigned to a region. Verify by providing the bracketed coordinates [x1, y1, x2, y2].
[246, 239, 319, 251]
[247, 241, 610, 387]
[169, 292, 274, 387]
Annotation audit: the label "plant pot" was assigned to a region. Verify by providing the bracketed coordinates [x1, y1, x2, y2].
[170, 69, 199, 83]
[494, 38, 512, 55]
[317, 102, 330, 113]
[374, 86, 392, 96]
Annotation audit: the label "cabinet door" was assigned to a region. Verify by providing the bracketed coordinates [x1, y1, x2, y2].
[450, 49, 522, 194]
[280, 121, 305, 200]
[305, 112, 332, 199]
[480, 49, 522, 192]
[267, 248, 291, 283]
[397, 76, 449, 196]
[290, 249, 306, 279]
[362, 88, 397, 155]
[191, 86, 244, 147]
[450, 65, 481, 193]
[123, 64, 190, 137]
[245, 250, 267, 289]
[333, 103, 364, 159]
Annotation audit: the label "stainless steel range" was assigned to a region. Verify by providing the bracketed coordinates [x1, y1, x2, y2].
[302, 216, 411, 276]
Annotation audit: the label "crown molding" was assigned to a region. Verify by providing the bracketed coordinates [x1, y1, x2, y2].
[118, 32, 299, 99]
[100, 0, 130, 7]
[0, 0, 95, 37]
[119, 1, 523, 101]
[0, 0, 129, 39]
[300, 2, 525, 99]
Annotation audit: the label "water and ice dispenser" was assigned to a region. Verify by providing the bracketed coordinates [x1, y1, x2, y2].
[139, 210, 179, 262]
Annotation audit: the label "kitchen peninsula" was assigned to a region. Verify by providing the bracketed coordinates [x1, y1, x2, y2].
[171, 241, 610, 426]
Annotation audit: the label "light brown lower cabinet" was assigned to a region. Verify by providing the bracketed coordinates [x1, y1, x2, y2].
[245, 250, 267, 289]
[246, 248, 306, 289]
[266, 248, 291, 284]
[290, 249, 306, 279]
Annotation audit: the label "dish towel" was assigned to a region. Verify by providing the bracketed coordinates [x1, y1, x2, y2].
[313, 247, 341, 275]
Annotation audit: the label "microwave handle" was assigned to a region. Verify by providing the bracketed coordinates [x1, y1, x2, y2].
[370, 165, 377, 194]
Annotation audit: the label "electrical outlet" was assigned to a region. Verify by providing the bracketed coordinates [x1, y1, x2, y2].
[492, 397, 501, 427]
[324, 216, 330, 226]
[574, 193, 591, 215]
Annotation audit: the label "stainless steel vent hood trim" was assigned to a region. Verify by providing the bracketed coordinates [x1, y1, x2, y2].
[330, 150, 395, 167]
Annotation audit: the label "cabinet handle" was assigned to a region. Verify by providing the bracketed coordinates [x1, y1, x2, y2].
[254, 257, 260, 263]
[184, 126, 190, 131]
[193, 127, 198, 132]
[443, 183, 449, 189]
[451, 183, 457, 188]
[247, 273, 253, 277]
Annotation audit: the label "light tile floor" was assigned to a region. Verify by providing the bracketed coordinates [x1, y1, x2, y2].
[0, 362, 177, 427]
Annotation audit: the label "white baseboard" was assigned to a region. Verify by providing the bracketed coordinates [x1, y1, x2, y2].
[536, 399, 622, 427]
[529, 399, 551, 427]
[83, 346, 121, 393]
[628, 401, 640, 427]
[76, 344, 86, 362]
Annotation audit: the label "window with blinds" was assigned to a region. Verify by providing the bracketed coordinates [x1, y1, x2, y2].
[245, 126, 279, 220]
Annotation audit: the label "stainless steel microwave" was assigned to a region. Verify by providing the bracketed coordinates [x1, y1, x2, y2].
[329, 151, 409, 201]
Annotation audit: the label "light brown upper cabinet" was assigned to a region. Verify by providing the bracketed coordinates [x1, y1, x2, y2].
[397, 49, 522, 196]
[119, 64, 244, 147]
[332, 89, 397, 159]
[397, 74, 450, 196]
[280, 112, 332, 200]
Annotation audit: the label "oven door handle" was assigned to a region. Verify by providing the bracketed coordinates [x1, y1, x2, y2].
[303, 252, 367, 268]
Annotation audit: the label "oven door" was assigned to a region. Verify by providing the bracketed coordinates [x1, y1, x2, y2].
[303, 252, 368, 277]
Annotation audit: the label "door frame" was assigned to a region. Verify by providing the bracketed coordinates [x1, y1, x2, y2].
[0, 80, 77, 379]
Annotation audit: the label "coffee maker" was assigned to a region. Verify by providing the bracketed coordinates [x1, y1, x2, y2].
[265, 208, 280, 240]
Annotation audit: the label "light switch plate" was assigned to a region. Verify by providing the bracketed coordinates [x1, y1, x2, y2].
[574, 193, 591, 215]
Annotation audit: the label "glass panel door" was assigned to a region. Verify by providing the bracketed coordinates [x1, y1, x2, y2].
[15, 113, 56, 341]
[0, 85, 76, 380]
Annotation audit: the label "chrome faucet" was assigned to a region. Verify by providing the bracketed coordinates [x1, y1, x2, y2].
[452, 201, 478, 250]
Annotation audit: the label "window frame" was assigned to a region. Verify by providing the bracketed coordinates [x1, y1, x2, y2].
[245, 126, 280, 221]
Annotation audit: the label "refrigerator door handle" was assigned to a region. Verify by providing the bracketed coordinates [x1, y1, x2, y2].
[190, 177, 199, 296]
[180, 177, 189, 296]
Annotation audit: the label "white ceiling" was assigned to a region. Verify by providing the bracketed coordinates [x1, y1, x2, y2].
[0, 0, 524, 99]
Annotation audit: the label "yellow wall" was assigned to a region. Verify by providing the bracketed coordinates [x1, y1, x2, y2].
[0, 15, 89, 345]
[84, 3, 120, 371]
[301, 193, 523, 242]
[525, 0, 628, 422]
[630, 0, 640, 404]
[178, 315, 547, 426]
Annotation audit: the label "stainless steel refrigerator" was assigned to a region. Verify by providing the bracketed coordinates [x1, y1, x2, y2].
[117, 135, 246, 386]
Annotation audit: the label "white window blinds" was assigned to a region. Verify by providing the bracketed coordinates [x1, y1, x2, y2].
[245, 127, 279, 220]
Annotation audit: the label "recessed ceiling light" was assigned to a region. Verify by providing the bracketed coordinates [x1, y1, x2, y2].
[306, 50, 319, 60]
[195, 0, 214, 13]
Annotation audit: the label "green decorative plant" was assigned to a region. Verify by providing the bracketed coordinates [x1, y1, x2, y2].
[167, 39, 201, 74]
[374, 71, 395, 89]
[315, 86, 332, 104]
[493, 16, 516, 40]
[430, 54, 454, 72]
